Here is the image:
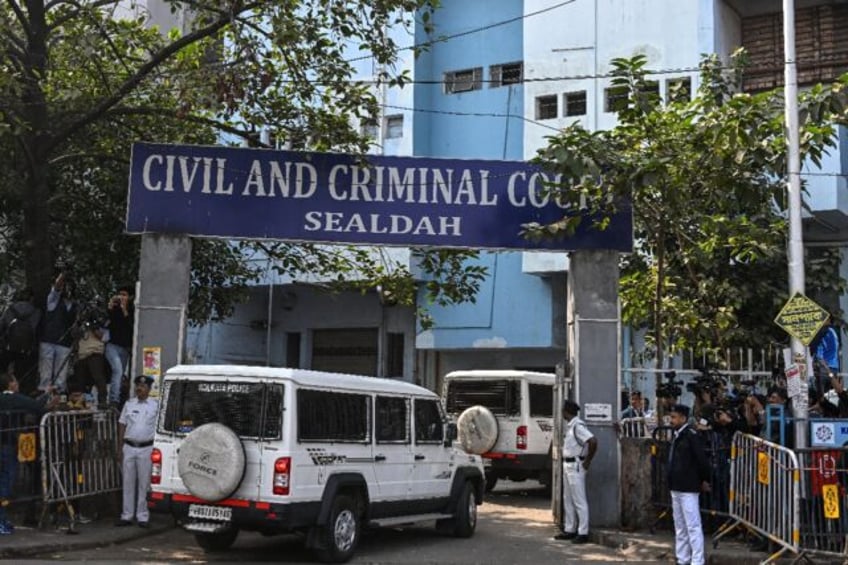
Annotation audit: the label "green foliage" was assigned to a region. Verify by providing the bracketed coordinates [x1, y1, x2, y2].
[533, 52, 848, 364]
[0, 0, 487, 323]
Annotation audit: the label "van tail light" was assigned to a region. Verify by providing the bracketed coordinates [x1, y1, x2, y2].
[150, 448, 162, 484]
[273, 457, 291, 495]
[516, 426, 527, 450]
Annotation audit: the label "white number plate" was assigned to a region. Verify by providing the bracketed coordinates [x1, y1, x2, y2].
[188, 504, 232, 521]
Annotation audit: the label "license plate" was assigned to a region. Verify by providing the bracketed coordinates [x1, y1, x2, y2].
[188, 504, 232, 521]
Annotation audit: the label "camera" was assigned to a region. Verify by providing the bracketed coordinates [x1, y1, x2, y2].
[656, 370, 683, 399]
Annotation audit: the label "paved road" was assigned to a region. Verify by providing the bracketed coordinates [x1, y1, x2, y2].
[13, 482, 669, 564]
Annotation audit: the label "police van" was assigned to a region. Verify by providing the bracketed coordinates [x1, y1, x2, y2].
[147, 365, 484, 563]
[443, 370, 555, 492]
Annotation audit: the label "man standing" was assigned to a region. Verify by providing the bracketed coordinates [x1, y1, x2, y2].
[115, 375, 158, 528]
[554, 400, 597, 544]
[668, 404, 711, 565]
[0, 288, 42, 395]
[72, 316, 110, 408]
[0, 372, 57, 534]
[105, 286, 134, 409]
[38, 272, 77, 394]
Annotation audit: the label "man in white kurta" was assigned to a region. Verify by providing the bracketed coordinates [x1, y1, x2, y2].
[555, 400, 597, 544]
[115, 375, 158, 527]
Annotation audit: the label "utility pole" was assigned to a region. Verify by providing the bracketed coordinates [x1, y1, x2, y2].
[783, 0, 808, 449]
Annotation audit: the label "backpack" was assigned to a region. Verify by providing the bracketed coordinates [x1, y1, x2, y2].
[4, 304, 36, 354]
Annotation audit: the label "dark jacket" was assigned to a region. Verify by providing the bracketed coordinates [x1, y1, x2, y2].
[667, 424, 711, 493]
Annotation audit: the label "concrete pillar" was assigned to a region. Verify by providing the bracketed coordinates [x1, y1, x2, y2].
[131, 234, 192, 393]
[567, 249, 620, 527]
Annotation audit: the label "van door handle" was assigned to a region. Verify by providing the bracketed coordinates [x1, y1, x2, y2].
[374, 455, 386, 462]
[414, 454, 425, 461]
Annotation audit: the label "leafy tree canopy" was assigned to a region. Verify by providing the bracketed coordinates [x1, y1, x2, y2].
[0, 0, 486, 325]
[531, 52, 848, 365]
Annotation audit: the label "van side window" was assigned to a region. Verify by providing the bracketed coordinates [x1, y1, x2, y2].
[528, 384, 554, 417]
[297, 389, 370, 443]
[376, 396, 409, 443]
[414, 399, 444, 443]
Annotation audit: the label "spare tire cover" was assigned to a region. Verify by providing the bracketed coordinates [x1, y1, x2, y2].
[457, 405, 498, 455]
[177, 423, 246, 502]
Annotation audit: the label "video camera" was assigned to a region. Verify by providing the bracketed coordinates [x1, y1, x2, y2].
[656, 370, 683, 399]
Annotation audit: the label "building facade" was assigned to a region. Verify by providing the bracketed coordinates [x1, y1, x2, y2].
[188, 0, 848, 393]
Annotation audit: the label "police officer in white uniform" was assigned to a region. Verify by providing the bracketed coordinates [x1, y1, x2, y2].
[115, 375, 158, 528]
[555, 400, 598, 544]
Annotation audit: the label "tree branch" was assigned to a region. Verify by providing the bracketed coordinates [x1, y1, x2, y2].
[5, 0, 31, 38]
[47, 1, 265, 154]
[105, 106, 262, 143]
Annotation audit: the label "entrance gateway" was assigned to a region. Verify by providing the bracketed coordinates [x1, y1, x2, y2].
[125, 142, 633, 527]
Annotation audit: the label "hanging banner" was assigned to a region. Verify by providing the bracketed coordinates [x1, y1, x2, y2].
[126, 143, 633, 252]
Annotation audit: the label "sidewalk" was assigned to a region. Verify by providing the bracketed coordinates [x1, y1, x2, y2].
[0, 515, 171, 559]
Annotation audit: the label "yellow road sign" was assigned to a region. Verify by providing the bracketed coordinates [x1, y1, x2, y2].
[774, 293, 830, 346]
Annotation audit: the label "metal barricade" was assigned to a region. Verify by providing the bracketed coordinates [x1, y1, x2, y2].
[713, 432, 800, 564]
[0, 409, 43, 509]
[794, 447, 848, 560]
[619, 416, 654, 438]
[39, 409, 122, 528]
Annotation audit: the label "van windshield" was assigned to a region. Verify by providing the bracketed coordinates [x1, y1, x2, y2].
[445, 379, 520, 416]
[160, 380, 284, 440]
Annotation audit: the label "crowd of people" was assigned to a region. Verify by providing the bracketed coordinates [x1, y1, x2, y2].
[0, 274, 157, 536]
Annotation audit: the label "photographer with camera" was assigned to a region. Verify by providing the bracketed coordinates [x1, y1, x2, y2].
[71, 307, 111, 408]
[38, 272, 77, 395]
[105, 286, 134, 409]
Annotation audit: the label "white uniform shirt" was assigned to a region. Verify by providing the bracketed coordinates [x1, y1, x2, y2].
[563, 416, 594, 458]
[119, 397, 159, 443]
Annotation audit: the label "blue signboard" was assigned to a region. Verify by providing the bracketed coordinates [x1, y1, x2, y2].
[126, 143, 633, 252]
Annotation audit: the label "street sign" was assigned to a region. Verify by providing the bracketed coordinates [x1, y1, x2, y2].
[774, 293, 830, 346]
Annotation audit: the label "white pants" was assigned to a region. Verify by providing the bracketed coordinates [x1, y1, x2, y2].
[121, 445, 153, 522]
[562, 461, 589, 535]
[671, 490, 704, 565]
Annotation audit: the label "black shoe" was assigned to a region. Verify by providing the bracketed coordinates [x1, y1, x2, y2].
[571, 534, 590, 544]
[114, 519, 132, 527]
[554, 531, 577, 540]
[137, 521, 149, 529]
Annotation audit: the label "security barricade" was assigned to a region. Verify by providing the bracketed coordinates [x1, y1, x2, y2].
[39, 409, 122, 528]
[619, 416, 654, 438]
[794, 447, 848, 560]
[0, 409, 43, 509]
[713, 432, 800, 564]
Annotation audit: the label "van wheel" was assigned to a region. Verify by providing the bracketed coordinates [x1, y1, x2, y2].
[194, 527, 238, 552]
[436, 481, 477, 538]
[314, 494, 360, 563]
[484, 473, 498, 492]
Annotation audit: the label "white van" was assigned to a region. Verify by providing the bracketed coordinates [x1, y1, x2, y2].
[148, 365, 485, 563]
[442, 370, 555, 492]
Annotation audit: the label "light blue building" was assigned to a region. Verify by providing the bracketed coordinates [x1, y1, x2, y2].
[189, 0, 848, 395]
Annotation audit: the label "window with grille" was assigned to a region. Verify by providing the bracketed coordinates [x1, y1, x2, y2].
[445, 379, 521, 416]
[376, 396, 409, 443]
[490, 62, 523, 87]
[605, 86, 629, 113]
[536, 95, 558, 120]
[528, 384, 554, 417]
[161, 380, 284, 440]
[361, 118, 379, 140]
[297, 389, 370, 443]
[445, 67, 483, 94]
[563, 91, 587, 116]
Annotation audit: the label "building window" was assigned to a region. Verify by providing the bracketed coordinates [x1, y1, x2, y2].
[445, 67, 483, 94]
[536, 94, 558, 120]
[286, 332, 301, 368]
[667, 77, 692, 103]
[386, 332, 404, 378]
[563, 91, 587, 117]
[490, 62, 523, 87]
[361, 117, 379, 140]
[604, 85, 629, 113]
[312, 328, 378, 375]
[384, 115, 403, 139]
